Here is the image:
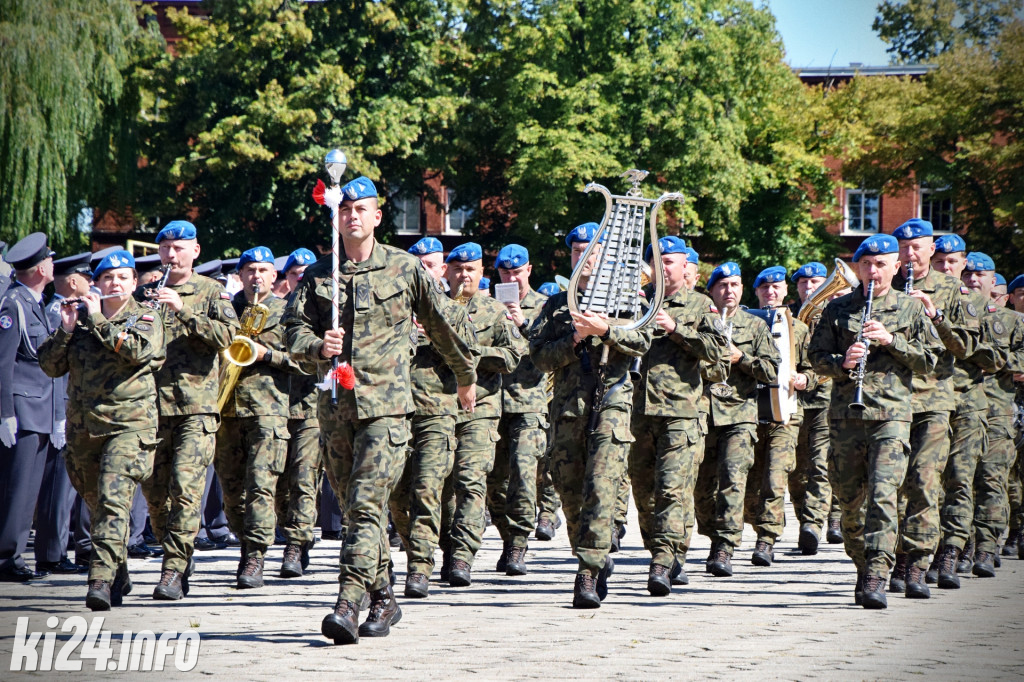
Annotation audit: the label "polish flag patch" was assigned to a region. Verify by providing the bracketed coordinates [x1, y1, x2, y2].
[220, 292, 231, 300]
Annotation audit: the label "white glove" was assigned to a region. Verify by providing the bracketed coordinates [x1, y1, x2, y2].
[0, 417, 17, 449]
[51, 420, 66, 450]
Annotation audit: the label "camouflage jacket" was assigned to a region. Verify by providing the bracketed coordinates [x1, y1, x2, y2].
[284, 242, 478, 421]
[456, 292, 526, 423]
[289, 372, 319, 420]
[983, 307, 1024, 419]
[39, 298, 165, 437]
[790, 301, 831, 410]
[756, 312, 819, 421]
[809, 286, 936, 422]
[411, 328, 458, 417]
[223, 292, 295, 419]
[635, 287, 728, 419]
[135, 272, 239, 416]
[502, 288, 550, 414]
[530, 290, 651, 420]
[951, 289, 1001, 413]
[705, 309, 780, 427]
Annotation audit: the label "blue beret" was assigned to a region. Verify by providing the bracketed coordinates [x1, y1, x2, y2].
[156, 220, 197, 243]
[892, 218, 933, 241]
[479, 277, 491, 290]
[284, 248, 316, 272]
[446, 242, 483, 263]
[238, 246, 275, 268]
[340, 176, 377, 202]
[92, 249, 135, 279]
[852, 234, 899, 262]
[565, 222, 600, 246]
[4, 232, 54, 270]
[495, 244, 530, 269]
[754, 265, 788, 289]
[994, 273, 1006, 287]
[791, 261, 827, 282]
[1008, 274, 1024, 294]
[644, 236, 687, 262]
[964, 252, 995, 272]
[538, 282, 560, 297]
[684, 247, 699, 265]
[408, 237, 443, 256]
[934, 234, 966, 253]
[707, 262, 741, 289]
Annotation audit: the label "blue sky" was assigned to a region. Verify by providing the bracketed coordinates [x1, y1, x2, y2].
[764, 0, 894, 68]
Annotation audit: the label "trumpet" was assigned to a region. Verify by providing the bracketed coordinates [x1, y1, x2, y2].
[216, 282, 270, 413]
[849, 279, 876, 410]
[452, 282, 474, 305]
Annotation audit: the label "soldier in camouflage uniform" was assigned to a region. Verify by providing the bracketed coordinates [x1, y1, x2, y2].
[534, 277, 565, 543]
[214, 247, 297, 589]
[485, 244, 550, 576]
[693, 262, 780, 578]
[285, 177, 477, 645]
[388, 237, 459, 599]
[631, 237, 727, 595]
[136, 221, 239, 601]
[1007, 275, 1024, 558]
[886, 220, 985, 598]
[530, 222, 651, 608]
[809, 234, 936, 610]
[743, 266, 818, 567]
[440, 242, 526, 587]
[39, 250, 165, 610]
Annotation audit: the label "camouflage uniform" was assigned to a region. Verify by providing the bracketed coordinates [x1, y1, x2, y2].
[630, 287, 727, 569]
[693, 309, 779, 557]
[215, 292, 294, 560]
[136, 274, 238, 574]
[276, 370, 321, 547]
[487, 288, 550, 552]
[443, 294, 525, 569]
[285, 245, 477, 606]
[38, 299, 165, 583]
[530, 291, 651, 578]
[808, 287, 936, 578]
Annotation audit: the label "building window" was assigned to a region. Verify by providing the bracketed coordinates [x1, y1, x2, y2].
[445, 190, 474, 235]
[920, 186, 953, 233]
[392, 193, 422, 235]
[844, 189, 880, 234]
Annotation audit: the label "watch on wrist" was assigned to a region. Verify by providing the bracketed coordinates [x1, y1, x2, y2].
[600, 326, 611, 341]
[931, 308, 944, 324]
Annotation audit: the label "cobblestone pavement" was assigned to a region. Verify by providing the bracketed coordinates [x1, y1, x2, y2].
[2, 499, 1022, 680]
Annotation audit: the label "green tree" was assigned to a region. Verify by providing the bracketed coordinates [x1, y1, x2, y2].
[873, 0, 1018, 63]
[0, 0, 144, 251]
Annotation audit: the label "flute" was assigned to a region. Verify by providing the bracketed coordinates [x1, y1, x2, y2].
[60, 293, 132, 306]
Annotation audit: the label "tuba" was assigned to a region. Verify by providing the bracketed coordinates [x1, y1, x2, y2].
[797, 258, 859, 325]
[217, 282, 270, 413]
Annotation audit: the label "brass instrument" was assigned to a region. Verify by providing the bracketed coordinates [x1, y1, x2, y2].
[849, 279, 876, 410]
[217, 283, 270, 413]
[797, 258, 859, 325]
[453, 282, 474, 305]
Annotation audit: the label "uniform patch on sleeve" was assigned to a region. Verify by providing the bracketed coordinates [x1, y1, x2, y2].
[140, 314, 154, 322]
[987, 304, 997, 313]
[929, 324, 939, 339]
[992, 320, 1005, 335]
[220, 292, 231, 300]
[135, 323, 152, 332]
[222, 305, 237, 319]
[966, 302, 977, 317]
[511, 326, 522, 339]
[960, 286, 970, 294]
[0, 315, 11, 329]
[709, 305, 719, 313]
[713, 317, 726, 332]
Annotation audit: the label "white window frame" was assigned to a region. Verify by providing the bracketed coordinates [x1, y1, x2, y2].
[919, 186, 954, 233]
[843, 188, 880, 235]
[391, 193, 422, 235]
[444, 189, 474, 235]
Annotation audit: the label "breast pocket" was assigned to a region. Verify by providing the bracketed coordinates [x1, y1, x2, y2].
[372, 278, 409, 328]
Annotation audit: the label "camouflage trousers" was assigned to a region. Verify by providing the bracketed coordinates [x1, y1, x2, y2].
[486, 412, 548, 548]
[142, 414, 218, 573]
[629, 414, 704, 568]
[895, 411, 951, 568]
[214, 416, 288, 557]
[65, 427, 157, 583]
[789, 407, 833, 531]
[940, 408, 988, 550]
[441, 417, 500, 567]
[694, 422, 756, 555]
[321, 414, 409, 604]
[536, 446, 562, 525]
[1010, 444, 1022, 534]
[829, 419, 910, 578]
[274, 418, 321, 546]
[390, 414, 455, 576]
[614, 467, 630, 531]
[745, 420, 800, 545]
[960, 415, 1014, 554]
[549, 407, 632, 577]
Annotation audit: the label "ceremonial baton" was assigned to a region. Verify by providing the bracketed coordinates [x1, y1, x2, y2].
[324, 149, 347, 405]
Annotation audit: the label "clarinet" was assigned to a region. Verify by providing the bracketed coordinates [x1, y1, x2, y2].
[905, 262, 914, 294]
[849, 279, 875, 410]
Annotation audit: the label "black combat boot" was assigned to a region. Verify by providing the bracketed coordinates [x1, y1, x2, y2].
[153, 569, 185, 600]
[647, 563, 671, 596]
[798, 524, 820, 555]
[404, 572, 429, 599]
[439, 549, 453, 583]
[596, 556, 614, 601]
[826, 518, 843, 544]
[972, 551, 996, 577]
[86, 579, 112, 611]
[957, 538, 975, 573]
[505, 545, 528, 576]
[925, 549, 941, 584]
[535, 517, 556, 541]
[669, 558, 688, 586]
[358, 584, 402, 638]
[495, 541, 510, 572]
[854, 572, 865, 606]
[751, 540, 774, 567]
[861, 575, 888, 609]
[889, 553, 908, 593]
[905, 564, 930, 599]
[237, 554, 264, 589]
[937, 545, 961, 589]
[322, 598, 360, 645]
[281, 544, 304, 578]
[111, 563, 131, 607]
[709, 547, 733, 577]
[572, 574, 600, 609]
[449, 559, 472, 587]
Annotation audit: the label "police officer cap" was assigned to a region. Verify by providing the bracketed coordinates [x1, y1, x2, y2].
[409, 237, 443, 256]
[134, 253, 163, 274]
[964, 252, 995, 272]
[284, 248, 317, 273]
[4, 232, 54, 271]
[221, 257, 240, 275]
[495, 244, 529, 269]
[273, 255, 289, 273]
[684, 247, 699, 265]
[52, 252, 93, 277]
[1008, 274, 1024, 294]
[791, 261, 827, 283]
[892, 218, 933, 241]
[565, 222, 600, 247]
[538, 282, 560, 297]
[707, 262, 741, 289]
[852, 234, 899, 262]
[479, 277, 490, 290]
[644, 236, 687, 263]
[934, 234, 966, 253]
[194, 259, 223, 277]
[238, 246, 275, 268]
[754, 265, 788, 289]
[340, 176, 378, 202]
[994, 273, 1006, 287]
[92, 249, 135, 279]
[446, 242, 483, 263]
[156, 220, 197, 243]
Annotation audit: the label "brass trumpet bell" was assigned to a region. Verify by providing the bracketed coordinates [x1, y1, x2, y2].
[797, 258, 859, 325]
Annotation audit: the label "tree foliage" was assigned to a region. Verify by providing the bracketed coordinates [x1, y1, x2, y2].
[873, 0, 1018, 63]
